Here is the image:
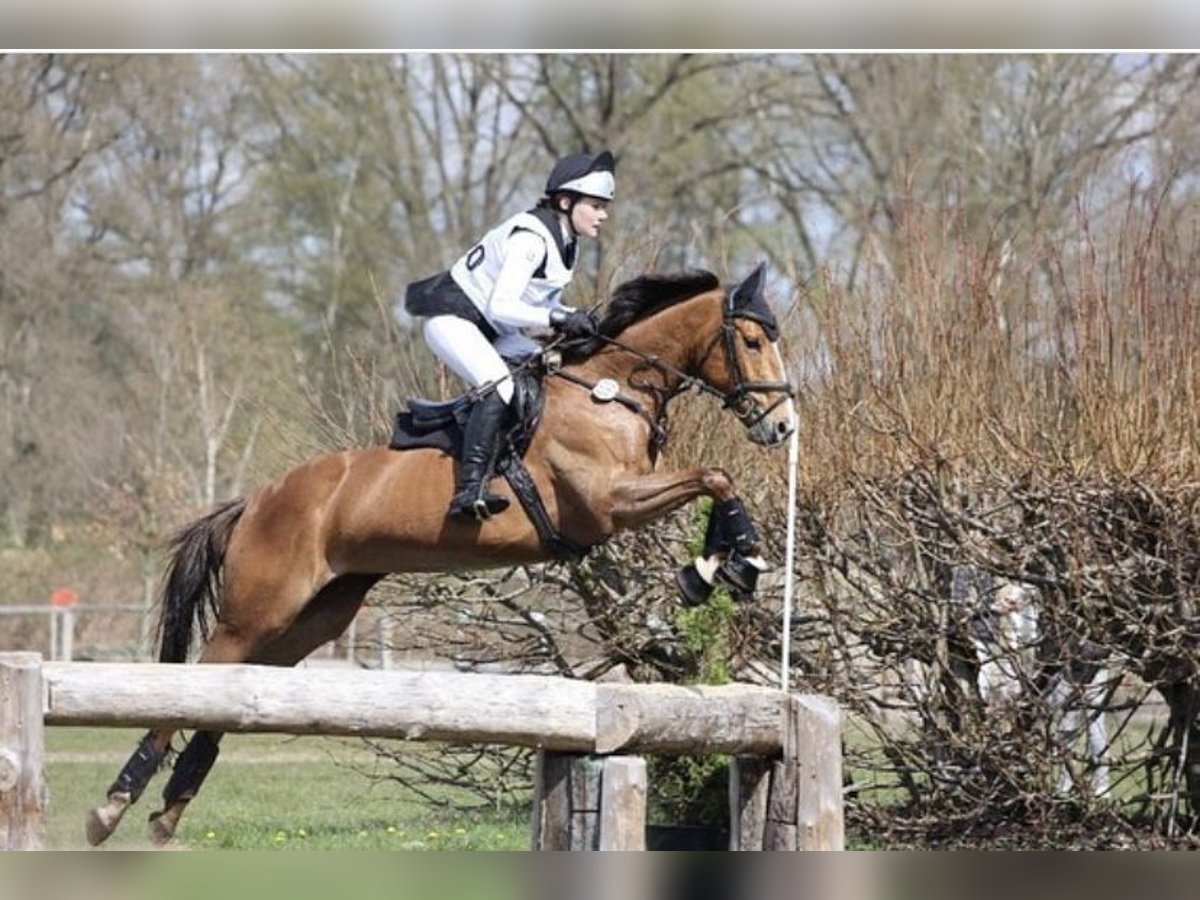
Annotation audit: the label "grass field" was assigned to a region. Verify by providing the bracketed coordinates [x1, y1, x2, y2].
[44, 727, 530, 851]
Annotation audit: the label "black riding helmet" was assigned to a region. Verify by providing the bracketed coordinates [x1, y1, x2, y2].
[545, 150, 616, 201]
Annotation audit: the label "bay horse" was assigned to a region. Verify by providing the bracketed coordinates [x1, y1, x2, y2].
[85, 264, 796, 847]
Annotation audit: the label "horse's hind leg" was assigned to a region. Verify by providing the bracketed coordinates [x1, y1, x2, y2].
[84, 729, 174, 846]
[83, 619, 270, 848]
[84, 626, 258, 847]
[145, 730, 223, 846]
[145, 574, 382, 846]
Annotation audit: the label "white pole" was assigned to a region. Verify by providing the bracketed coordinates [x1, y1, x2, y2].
[345, 615, 358, 665]
[781, 416, 800, 691]
[61, 608, 75, 663]
[379, 614, 393, 671]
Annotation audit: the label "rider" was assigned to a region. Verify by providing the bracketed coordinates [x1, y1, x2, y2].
[403, 149, 615, 522]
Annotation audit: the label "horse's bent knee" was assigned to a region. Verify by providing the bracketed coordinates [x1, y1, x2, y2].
[701, 468, 735, 499]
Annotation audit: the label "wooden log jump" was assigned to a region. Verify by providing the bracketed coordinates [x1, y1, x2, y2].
[0, 653, 843, 851]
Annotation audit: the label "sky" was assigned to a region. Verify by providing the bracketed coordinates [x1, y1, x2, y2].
[0, 0, 1197, 50]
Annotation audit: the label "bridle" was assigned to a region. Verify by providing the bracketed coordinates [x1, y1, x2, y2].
[553, 298, 795, 444]
[712, 311, 796, 429]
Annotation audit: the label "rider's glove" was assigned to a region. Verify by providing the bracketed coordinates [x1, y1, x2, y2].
[549, 307, 599, 340]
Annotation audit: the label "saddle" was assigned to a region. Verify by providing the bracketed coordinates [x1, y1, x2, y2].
[391, 368, 542, 458]
[389, 366, 587, 562]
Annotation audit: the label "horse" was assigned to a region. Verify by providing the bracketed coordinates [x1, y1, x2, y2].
[85, 264, 797, 846]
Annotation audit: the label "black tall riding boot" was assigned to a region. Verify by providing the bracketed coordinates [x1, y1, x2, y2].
[447, 392, 512, 521]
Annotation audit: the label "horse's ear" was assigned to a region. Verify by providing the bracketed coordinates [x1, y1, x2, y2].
[730, 262, 768, 310]
[727, 262, 779, 340]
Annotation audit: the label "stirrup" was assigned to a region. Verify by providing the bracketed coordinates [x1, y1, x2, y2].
[448, 489, 510, 522]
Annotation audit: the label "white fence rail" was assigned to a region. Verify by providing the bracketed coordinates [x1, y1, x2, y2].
[0, 604, 143, 661]
[0, 604, 394, 667]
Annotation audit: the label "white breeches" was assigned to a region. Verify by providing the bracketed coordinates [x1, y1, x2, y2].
[423, 316, 540, 405]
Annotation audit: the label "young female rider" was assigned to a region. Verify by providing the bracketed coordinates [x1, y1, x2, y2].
[403, 150, 615, 522]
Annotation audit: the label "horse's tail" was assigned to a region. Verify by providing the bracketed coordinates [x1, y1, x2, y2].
[157, 497, 248, 664]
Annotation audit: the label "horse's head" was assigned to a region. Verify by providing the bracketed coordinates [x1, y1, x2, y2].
[576, 265, 795, 447]
[696, 263, 796, 446]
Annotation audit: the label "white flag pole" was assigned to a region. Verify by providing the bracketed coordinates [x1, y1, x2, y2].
[781, 413, 800, 691]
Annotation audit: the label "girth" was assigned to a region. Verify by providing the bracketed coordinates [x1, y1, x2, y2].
[498, 454, 589, 563]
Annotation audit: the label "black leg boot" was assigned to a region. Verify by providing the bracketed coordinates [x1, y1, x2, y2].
[448, 392, 512, 521]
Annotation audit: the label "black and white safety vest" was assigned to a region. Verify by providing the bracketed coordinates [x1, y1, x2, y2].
[450, 207, 576, 320]
[404, 207, 576, 340]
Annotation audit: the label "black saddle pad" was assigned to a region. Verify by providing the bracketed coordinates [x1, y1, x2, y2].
[390, 397, 470, 456]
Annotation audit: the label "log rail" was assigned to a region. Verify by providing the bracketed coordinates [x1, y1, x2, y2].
[1, 653, 843, 851]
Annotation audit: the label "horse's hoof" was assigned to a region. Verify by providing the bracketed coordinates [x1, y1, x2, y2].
[715, 554, 768, 597]
[85, 793, 131, 847]
[147, 807, 180, 846]
[676, 562, 714, 607]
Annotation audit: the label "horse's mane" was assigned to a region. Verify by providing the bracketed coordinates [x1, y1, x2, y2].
[597, 270, 721, 338]
[560, 270, 720, 361]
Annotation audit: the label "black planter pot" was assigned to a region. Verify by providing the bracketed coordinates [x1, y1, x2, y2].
[645, 824, 730, 851]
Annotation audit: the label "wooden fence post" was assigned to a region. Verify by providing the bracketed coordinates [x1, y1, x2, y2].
[0, 653, 46, 850]
[598, 756, 647, 850]
[532, 751, 647, 850]
[762, 694, 843, 851]
[729, 755, 772, 850]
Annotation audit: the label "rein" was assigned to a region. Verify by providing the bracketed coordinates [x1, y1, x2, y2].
[552, 365, 671, 448]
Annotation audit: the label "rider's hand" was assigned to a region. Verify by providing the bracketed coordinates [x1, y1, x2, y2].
[549, 307, 599, 339]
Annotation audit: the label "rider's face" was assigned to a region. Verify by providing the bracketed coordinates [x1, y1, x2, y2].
[568, 196, 610, 239]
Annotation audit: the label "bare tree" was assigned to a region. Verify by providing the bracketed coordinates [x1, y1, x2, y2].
[0, 54, 125, 546]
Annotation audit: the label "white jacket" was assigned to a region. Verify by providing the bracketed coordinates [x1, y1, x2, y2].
[449, 208, 576, 333]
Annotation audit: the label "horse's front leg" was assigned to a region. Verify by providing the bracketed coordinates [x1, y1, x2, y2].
[609, 467, 767, 606]
[609, 466, 736, 528]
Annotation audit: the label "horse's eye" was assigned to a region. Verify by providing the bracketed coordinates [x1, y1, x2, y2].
[744, 337, 762, 351]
